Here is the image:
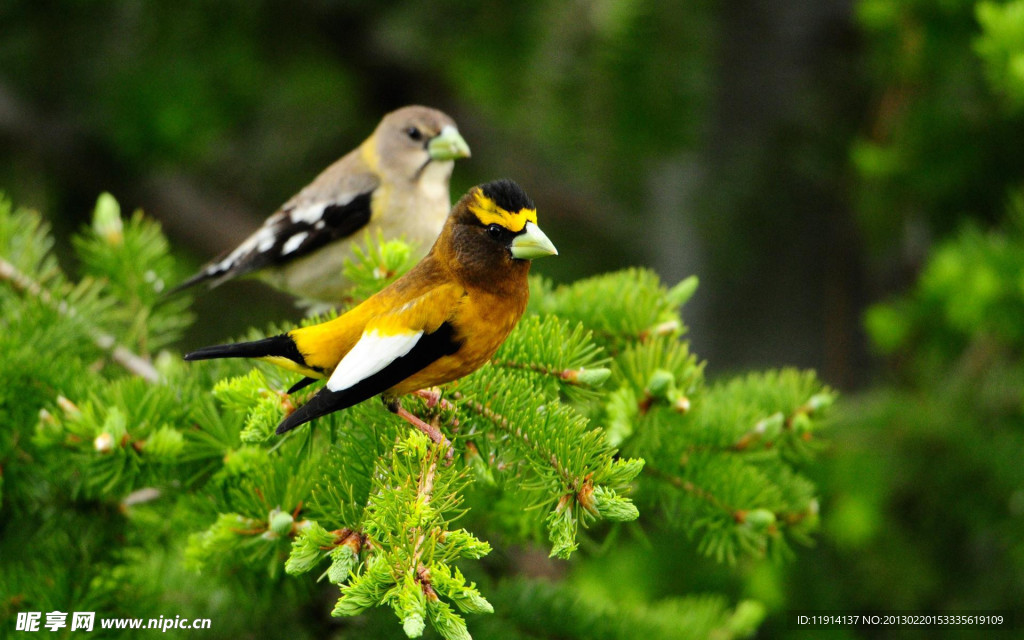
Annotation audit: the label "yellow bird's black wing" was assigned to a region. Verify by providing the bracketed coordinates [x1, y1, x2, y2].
[275, 323, 460, 434]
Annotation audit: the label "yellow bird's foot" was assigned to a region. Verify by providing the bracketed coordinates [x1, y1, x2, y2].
[414, 387, 455, 411]
[385, 397, 453, 460]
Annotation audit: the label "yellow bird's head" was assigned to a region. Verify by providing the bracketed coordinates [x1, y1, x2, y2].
[437, 179, 557, 291]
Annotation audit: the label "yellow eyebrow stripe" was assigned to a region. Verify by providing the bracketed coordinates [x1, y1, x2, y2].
[468, 188, 537, 233]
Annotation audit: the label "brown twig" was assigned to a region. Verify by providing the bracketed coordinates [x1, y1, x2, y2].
[408, 444, 444, 574]
[643, 465, 733, 514]
[644, 464, 806, 531]
[0, 256, 160, 382]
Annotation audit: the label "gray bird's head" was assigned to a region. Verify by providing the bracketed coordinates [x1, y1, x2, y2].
[371, 106, 471, 184]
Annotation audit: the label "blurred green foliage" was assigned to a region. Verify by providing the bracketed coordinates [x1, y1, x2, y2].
[771, 192, 1024, 633]
[852, 0, 1024, 252]
[866, 196, 1024, 363]
[975, 0, 1024, 109]
[761, 1, 1024, 634]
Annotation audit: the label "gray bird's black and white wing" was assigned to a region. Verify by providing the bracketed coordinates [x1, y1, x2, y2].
[173, 171, 379, 291]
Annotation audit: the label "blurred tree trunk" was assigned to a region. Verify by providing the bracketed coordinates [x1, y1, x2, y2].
[679, 0, 868, 388]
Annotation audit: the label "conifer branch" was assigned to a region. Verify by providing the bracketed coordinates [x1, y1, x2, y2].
[489, 359, 611, 388]
[408, 442, 443, 572]
[3, 195, 835, 640]
[0, 255, 160, 382]
[451, 391, 576, 490]
[643, 461, 818, 538]
[643, 464, 732, 513]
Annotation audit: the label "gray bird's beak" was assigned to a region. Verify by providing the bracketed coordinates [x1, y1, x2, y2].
[510, 221, 558, 260]
[428, 125, 471, 161]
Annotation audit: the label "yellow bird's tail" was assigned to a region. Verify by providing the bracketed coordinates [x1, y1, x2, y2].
[184, 335, 302, 363]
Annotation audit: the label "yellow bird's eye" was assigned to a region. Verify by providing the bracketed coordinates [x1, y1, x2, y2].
[486, 224, 504, 240]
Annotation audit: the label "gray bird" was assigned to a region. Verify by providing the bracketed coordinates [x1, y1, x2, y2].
[174, 105, 471, 304]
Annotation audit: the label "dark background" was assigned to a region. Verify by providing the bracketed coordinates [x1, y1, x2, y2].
[1, 0, 874, 385]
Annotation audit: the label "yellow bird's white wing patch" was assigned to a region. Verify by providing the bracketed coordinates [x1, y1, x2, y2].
[326, 329, 424, 392]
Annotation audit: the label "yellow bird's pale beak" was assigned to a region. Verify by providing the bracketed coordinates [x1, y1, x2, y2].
[510, 221, 558, 260]
[428, 125, 471, 161]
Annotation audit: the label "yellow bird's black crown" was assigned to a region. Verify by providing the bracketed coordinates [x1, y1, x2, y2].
[481, 179, 534, 213]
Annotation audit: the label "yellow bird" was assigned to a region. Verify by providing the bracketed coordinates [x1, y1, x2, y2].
[185, 179, 557, 438]
[174, 105, 471, 304]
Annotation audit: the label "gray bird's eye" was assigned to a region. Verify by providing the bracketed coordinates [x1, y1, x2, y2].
[405, 126, 423, 141]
